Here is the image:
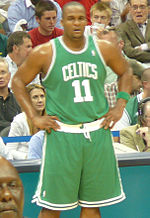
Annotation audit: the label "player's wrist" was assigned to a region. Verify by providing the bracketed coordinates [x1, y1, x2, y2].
[116, 91, 130, 102]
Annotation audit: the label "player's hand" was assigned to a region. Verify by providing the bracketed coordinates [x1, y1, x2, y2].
[100, 107, 123, 129]
[100, 99, 126, 129]
[31, 115, 60, 133]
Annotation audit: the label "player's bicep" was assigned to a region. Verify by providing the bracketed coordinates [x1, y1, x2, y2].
[15, 56, 41, 85]
[100, 41, 129, 76]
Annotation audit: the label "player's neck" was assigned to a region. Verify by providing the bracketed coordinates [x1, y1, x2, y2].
[62, 36, 86, 51]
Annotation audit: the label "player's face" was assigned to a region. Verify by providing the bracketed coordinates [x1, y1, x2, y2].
[0, 62, 10, 89]
[30, 88, 45, 114]
[37, 10, 57, 35]
[130, 0, 148, 24]
[91, 10, 110, 27]
[0, 160, 24, 218]
[17, 37, 32, 66]
[61, 5, 87, 40]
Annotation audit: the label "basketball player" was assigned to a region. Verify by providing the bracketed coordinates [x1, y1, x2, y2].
[11, 2, 132, 218]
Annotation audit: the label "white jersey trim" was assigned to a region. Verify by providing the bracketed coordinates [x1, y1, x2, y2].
[79, 192, 125, 208]
[32, 196, 78, 210]
[59, 36, 88, 54]
[42, 40, 56, 82]
[93, 37, 107, 73]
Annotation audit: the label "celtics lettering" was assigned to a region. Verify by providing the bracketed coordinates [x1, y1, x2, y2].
[62, 62, 98, 81]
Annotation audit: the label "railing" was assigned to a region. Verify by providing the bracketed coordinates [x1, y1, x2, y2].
[2, 131, 120, 144]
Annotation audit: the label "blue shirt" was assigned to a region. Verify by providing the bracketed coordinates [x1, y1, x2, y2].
[7, 0, 62, 32]
[28, 130, 44, 159]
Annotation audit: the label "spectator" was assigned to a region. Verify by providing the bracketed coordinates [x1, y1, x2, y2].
[120, 97, 150, 152]
[84, 2, 112, 38]
[113, 68, 150, 130]
[98, 0, 129, 26]
[29, 0, 63, 48]
[0, 137, 13, 159]
[5, 31, 33, 88]
[7, 0, 62, 32]
[109, 0, 129, 26]
[0, 0, 13, 35]
[117, 0, 150, 64]
[0, 57, 21, 134]
[99, 28, 144, 107]
[6, 84, 46, 160]
[0, 155, 24, 218]
[0, 33, 8, 57]
[28, 130, 45, 159]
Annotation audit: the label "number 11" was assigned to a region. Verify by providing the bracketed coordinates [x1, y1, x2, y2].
[72, 79, 93, 103]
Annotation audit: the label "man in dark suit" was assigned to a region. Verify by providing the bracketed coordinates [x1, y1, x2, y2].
[117, 0, 150, 63]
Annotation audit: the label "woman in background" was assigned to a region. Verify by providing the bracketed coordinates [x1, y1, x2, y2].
[6, 84, 45, 160]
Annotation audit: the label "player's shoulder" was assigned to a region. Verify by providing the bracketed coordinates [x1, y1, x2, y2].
[97, 39, 114, 50]
[31, 41, 53, 58]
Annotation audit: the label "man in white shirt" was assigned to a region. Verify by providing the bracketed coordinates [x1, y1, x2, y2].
[5, 31, 35, 88]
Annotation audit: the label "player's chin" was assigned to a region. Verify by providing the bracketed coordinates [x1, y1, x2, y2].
[72, 34, 84, 39]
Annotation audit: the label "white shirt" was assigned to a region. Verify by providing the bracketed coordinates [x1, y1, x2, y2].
[6, 112, 30, 160]
[5, 54, 40, 88]
[5, 55, 18, 88]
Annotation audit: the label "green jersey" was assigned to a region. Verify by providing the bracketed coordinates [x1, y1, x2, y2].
[42, 36, 109, 124]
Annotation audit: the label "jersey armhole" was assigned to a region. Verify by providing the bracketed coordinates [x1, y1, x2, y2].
[42, 40, 56, 82]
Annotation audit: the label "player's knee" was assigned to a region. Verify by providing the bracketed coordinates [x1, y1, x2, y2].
[38, 208, 61, 218]
[81, 207, 101, 217]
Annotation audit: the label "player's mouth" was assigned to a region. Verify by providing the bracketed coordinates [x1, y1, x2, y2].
[73, 29, 81, 33]
[136, 15, 143, 18]
[0, 80, 5, 84]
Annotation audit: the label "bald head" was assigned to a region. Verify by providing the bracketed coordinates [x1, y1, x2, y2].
[0, 156, 24, 218]
[141, 68, 150, 82]
[62, 1, 86, 18]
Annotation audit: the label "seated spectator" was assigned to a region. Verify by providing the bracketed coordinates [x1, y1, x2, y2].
[117, 0, 150, 64]
[120, 97, 150, 152]
[29, 0, 63, 48]
[0, 137, 13, 159]
[7, 0, 62, 32]
[0, 57, 21, 134]
[85, 2, 112, 38]
[131, 74, 142, 96]
[0, 1, 12, 35]
[109, 0, 129, 26]
[5, 31, 33, 88]
[98, 0, 129, 26]
[113, 68, 150, 130]
[28, 130, 45, 159]
[0, 155, 24, 218]
[6, 84, 46, 160]
[0, 33, 8, 57]
[99, 28, 144, 107]
[0, 23, 6, 35]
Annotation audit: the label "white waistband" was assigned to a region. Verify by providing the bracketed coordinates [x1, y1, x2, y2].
[56, 118, 105, 134]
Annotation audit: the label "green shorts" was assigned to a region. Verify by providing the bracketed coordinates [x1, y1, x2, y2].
[32, 122, 125, 210]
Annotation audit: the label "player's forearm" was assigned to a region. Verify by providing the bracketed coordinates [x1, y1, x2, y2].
[116, 67, 132, 112]
[118, 67, 132, 94]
